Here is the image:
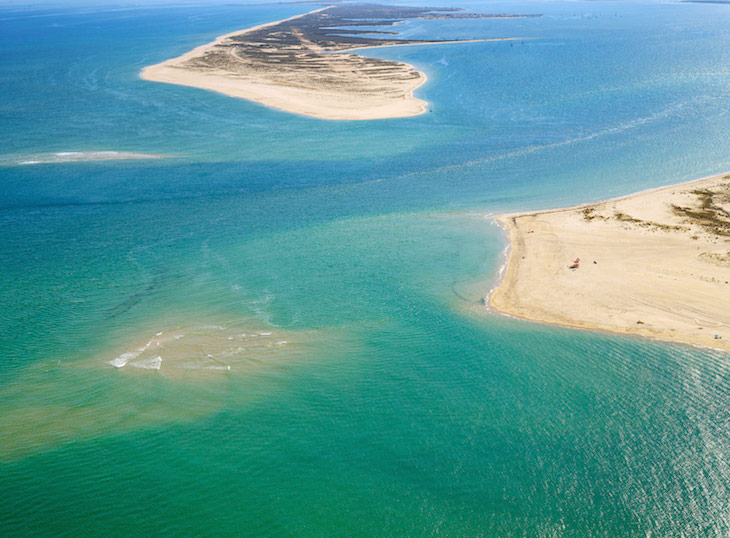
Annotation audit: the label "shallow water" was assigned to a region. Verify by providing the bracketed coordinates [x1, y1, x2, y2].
[1, 0, 729, 535]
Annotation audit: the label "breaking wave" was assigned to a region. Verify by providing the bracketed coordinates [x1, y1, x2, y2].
[1, 151, 171, 166]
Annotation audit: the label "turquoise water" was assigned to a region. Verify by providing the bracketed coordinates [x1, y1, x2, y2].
[1, 0, 730, 534]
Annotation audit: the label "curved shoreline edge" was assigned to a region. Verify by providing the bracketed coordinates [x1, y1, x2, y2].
[489, 173, 730, 353]
[138, 8, 427, 120]
[140, 5, 524, 120]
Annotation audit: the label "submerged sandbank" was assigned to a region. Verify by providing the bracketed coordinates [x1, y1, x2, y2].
[0, 321, 334, 460]
[141, 4, 532, 120]
[107, 323, 307, 378]
[490, 173, 730, 352]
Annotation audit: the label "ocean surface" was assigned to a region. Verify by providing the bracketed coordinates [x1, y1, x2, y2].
[1, 0, 729, 534]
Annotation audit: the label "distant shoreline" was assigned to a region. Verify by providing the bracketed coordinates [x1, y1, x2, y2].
[489, 172, 730, 353]
[140, 5, 527, 120]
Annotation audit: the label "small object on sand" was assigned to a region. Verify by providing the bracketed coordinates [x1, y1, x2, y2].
[715, 334, 722, 340]
[636, 320, 644, 324]
[574, 258, 580, 264]
[593, 260, 597, 264]
[569, 263, 579, 269]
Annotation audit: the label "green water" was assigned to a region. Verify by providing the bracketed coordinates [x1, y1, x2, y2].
[1, 0, 729, 535]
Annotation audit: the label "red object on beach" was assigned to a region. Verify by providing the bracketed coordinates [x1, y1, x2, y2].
[574, 258, 580, 264]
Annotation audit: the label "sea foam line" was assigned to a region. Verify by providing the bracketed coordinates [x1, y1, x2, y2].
[486, 216, 512, 310]
[2, 151, 172, 166]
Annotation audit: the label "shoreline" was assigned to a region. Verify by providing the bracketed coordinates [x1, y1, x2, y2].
[341, 37, 525, 54]
[489, 172, 730, 353]
[140, 5, 526, 120]
[141, 7, 329, 74]
[139, 6, 425, 120]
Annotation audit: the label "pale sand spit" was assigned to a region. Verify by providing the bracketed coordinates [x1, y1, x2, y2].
[490, 173, 730, 352]
[140, 5, 523, 120]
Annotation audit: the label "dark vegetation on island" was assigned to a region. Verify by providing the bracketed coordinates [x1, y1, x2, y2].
[183, 4, 538, 93]
[580, 176, 730, 239]
[672, 179, 730, 237]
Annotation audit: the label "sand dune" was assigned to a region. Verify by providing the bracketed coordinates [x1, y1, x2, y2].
[490, 173, 730, 352]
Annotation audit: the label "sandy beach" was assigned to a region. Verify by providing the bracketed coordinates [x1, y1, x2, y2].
[490, 173, 730, 352]
[141, 5, 524, 120]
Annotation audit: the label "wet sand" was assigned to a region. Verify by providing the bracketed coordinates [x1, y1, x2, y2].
[490, 173, 730, 352]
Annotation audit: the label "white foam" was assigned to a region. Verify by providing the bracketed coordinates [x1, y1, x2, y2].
[130, 356, 162, 370]
[108, 325, 291, 374]
[109, 349, 143, 368]
[486, 217, 512, 310]
[192, 365, 231, 371]
[3, 151, 170, 166]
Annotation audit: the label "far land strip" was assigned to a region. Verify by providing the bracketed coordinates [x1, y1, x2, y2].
[490, 174, 730, 353]
[141, 4, 535, 120]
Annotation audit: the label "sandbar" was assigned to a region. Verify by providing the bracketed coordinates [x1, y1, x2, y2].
[141, 4, 532, 120]
[490, 173, 730, 352]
